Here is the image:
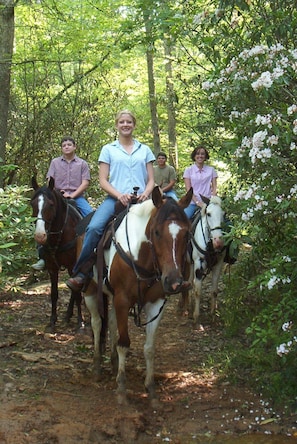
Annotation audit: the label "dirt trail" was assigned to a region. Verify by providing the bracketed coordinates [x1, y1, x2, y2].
[1, 274, 297, 444]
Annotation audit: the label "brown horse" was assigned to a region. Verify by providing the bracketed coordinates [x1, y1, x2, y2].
[84, 186, 192, 405]
[31, 177, 84, 331]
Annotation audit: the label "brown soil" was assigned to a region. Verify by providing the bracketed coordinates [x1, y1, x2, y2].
[1, 272, 297, 444]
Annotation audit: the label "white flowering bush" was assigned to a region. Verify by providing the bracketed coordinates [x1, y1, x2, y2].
[203, 44, 297, 401]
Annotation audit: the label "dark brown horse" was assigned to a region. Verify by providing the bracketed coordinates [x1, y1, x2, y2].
[30, 177, 84, 331]
[84, 186, 193, 406]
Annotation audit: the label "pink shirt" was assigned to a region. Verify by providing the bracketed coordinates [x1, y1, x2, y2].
[46, 155, 90, 194]
[183, 164, 217, 202]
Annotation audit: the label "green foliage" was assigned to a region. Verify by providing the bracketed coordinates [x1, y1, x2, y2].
[0, 181, 35, 290]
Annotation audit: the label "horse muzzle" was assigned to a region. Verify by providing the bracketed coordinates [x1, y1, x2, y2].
[212, 237, 224, 251]
[162, 276, 192, 294]
[34, 232, 47, 245]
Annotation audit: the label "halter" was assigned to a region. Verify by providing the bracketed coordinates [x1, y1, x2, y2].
[34, 191, 78, 262]
[190, 203, 224, 278]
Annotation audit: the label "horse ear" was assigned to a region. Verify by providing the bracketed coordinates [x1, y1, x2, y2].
[178, 187, 193, 209]
[200, 195, 210, 206]
[48, 177, 55, 190]
[32, 176, 39, 190]
[152, 186, 163, 208]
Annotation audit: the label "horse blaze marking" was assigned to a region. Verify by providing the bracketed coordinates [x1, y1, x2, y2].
[36, 195, 45, 233]
[169, 221, 181, 268]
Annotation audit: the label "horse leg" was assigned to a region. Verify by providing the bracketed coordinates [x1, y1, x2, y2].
[177, 289, 189, 316]
[74, 291, 85, 332]
[48, 270, 59, 332]
[210, 255, 225, 320]
[65, 292, 75, 323]
[143, 299, 165, 407]
[84, 293, 103, 378]
[116, 345, 129, 405]
[113, 297, 130, 405]
[109, 303, 118, 375]
[192, 278, 203, 330]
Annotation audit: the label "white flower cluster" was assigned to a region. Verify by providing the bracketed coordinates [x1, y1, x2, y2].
[229, 108, 251, 123]
[249, 146, 272, 164]
[276, 322, 297, 357]
[282, 256, 292, 263]
[255, 114, 272, 127]
[252, 71, 273, 90]
[282, 321, 293, 331]
[267, 271, 291, 290]
[234, 184, 258, 202]
[247, 130, 273, 163]
[201, 80, 213, 90]
[238, 43, 285, 62]
[289, 184, 297, 196]
[287, 104, 297, 115]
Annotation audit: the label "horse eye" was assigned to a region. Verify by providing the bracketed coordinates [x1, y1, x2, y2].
[154, 229, 160, 238]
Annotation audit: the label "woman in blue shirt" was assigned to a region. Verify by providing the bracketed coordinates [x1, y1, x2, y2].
[67, 110, 155, 291]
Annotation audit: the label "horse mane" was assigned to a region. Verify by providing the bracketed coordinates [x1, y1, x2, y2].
[129, 200, 155, 217]
[31, 185, 66, 215]
[209, 195, 222, 206]
[155, 197, 189, 224]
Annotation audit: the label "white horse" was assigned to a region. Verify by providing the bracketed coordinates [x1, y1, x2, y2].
[180, 195, 226, 329]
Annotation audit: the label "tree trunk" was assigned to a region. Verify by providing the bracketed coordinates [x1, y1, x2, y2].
[0, 1, 15, 186]
[146, 45, 160, 155]
[143, 10, 160, 156]
[164, 37, 178, 170]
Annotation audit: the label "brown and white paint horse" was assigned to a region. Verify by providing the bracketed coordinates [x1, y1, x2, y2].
[84, 186, 192, 405]
[179, 195, 226, 329]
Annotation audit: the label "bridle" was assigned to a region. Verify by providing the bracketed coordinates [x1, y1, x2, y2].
[190, 203, 223, 257]
[191, 207, 222, 278]
[111, 201, 190, 326]
[33, 191, 75, 258]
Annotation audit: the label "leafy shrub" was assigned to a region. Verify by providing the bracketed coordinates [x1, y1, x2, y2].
[0, 184, 35, 290]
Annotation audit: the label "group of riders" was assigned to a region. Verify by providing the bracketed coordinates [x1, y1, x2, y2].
[32, 110, 219, 293]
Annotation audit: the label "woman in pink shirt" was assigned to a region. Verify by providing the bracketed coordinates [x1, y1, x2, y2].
[183, 146, 217, 219]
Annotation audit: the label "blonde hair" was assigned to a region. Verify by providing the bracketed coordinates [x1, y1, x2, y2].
[115, 110, 136, 125]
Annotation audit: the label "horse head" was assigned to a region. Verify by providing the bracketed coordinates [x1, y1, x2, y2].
[200, 195, 224, 251]
[31, 176, 66, 245]
[146, 186, 193, 294]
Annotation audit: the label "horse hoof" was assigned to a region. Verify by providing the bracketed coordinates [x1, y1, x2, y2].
[150, 397, 160, 410]
[117, 391, 128, 406]
[45, 324, 55, 333]
[77, 323, 86, 334]
[193, 323, 204, 332]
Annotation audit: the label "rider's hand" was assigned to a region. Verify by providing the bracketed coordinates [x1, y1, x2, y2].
[137, 193, 148, 203]
[117, 193, 133, 206]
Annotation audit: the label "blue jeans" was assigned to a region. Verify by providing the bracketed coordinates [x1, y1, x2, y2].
[184, 203, 198, 219]
[73, 196, 116, 276]
[74, 196, 93, 217]
[163, 190, 178, 201]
